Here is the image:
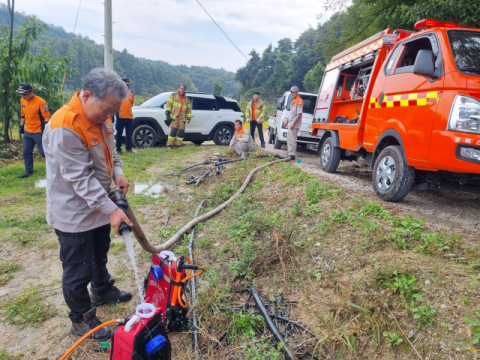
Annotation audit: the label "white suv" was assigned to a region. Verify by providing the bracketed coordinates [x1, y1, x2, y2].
[131, 92, 244, 147]
[267, 91, 319, 150]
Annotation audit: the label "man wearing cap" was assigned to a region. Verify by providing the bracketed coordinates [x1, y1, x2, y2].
[43, 68, 133, 341]
[229, 120, 255, 157]
[115, 78, 135, 154]
[16, 82, 50, 178]
[283, 86, 303, 160]
[245, 91, 266, 148]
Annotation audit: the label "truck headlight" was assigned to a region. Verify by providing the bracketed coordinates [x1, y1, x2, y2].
[447, 95, 480, 134]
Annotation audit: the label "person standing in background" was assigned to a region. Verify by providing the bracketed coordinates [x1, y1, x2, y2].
[165, 84, 192, 149]
[17, 82, 50, 178]
[283, 86, 303, 160]
[245, 91, 266, 148]
[115, 78, 135, 154]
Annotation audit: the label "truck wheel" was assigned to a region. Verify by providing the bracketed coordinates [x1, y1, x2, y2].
[133, 124, 157, 148]
[213, 125, 233, 146]
[268, 127, 275, 144]
[274, 132, 282, 149]
[320, 137, 341, 173]
[373, 145, 415, 202]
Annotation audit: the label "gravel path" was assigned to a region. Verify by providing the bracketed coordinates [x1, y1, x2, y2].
[256, 129, 480, 237]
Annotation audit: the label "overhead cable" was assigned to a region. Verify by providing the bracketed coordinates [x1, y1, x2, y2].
[195, 0, 248, 61]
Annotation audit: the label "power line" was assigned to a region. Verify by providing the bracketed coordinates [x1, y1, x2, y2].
[73, 0, 82, 35]
[195, 0, 248, 61]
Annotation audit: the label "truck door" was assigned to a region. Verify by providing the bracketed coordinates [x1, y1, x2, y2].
[374, 34, 444, 161]
[314, 68, 341, 123]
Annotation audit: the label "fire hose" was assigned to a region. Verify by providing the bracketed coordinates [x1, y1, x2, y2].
[125, 156, 290, 254]
[60, 319, 121, 360]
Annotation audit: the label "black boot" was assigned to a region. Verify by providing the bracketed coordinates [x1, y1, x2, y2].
[91, 286, 132, 306]
[290, 155, 296, 160]
[70, 307, 111, 342]
[18, 172, 33, 178]
[117, 149, 123, 155]
[261, 142, 265, 148]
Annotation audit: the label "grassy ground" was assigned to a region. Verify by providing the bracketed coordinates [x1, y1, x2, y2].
[0, 144, 479, 359]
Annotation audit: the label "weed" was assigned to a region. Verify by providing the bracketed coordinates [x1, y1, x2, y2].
[243, 341, 283, 360]
[383, 331, 403, 347]
[382, 271, 418, 299]
[109, 242, 125, 254]
[308, 269, 322, 281]
[197, 236, 212, 249]
[412, 305, 436, 328]
[390, 215, 424, 239]
[0, 261, 21, 275]
[371, 258, 381, 267]
[358, 203, 390, 219]
[292, 200, 301, 218]
[0, 275, 14, 286]
[2, 285, 57, 325]
[304, 203, 321, 216]
[228, 240, 259, 280]
[462, 310, 480, 345]
[0, 348, 23, 360]
[229, 311, 264, 338]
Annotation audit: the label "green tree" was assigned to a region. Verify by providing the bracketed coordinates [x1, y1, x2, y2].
[0, 17, 45, 141]
[213, 79, 225, 95]
[303, 62, 325, 93]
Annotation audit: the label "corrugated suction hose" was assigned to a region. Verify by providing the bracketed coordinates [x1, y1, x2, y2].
[127, 157, 290, 254]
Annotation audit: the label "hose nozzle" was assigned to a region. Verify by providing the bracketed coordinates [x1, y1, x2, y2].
[108, 189, 132, 233]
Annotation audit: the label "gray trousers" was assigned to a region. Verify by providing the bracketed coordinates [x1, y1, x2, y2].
[287, 128, 299, 156]
[233, 142, 255, 157]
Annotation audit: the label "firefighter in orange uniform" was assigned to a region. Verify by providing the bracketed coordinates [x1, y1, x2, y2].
[115, 78, 135, 154]
[17, 82, 50, 178]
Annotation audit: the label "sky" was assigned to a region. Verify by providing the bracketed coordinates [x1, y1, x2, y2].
[6, 0, 325, 72]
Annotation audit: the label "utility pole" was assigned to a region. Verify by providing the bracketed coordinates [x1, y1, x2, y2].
[3, 0, 15, 142]
[104, 0, 113, 70]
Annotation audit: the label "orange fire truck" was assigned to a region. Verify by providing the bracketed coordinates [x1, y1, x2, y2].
[312, 19, 480, 201]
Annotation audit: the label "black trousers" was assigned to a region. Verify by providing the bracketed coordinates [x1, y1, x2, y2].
[115, 118, 133, 151]
[55, 224, 114, 323]
[249, 121, 265, 144]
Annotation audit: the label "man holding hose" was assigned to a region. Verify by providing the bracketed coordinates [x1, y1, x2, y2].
[43, 68, 134, 341]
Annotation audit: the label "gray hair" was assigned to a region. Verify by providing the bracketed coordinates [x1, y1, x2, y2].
[81, 68, 128, 101]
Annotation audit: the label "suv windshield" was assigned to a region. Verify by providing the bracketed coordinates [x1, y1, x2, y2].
[140, 93, 171, 107]
[448, 30, 480, 75]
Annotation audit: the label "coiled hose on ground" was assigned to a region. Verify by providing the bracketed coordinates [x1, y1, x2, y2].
[126, 156, 290, 254]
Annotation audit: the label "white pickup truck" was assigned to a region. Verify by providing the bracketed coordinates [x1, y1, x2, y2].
[267, 91, 319, 150]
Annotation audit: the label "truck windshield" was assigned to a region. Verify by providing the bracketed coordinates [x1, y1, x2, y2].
[448, 30, 480, 75]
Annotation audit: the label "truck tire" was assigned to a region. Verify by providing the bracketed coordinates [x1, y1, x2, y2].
[213, 125, 233, 146]
[133, 124, 157, 148]
[320, 137, 341, 173]
[372, 145, 415, 202]
[273, 132, 283, 149]
[268, 127, 275, 144]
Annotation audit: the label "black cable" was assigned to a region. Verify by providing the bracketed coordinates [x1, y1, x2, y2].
[195, 0, 248, 61]
[189, 200, 206, 356]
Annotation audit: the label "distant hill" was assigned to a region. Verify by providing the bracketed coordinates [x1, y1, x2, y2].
[0, 4, 238, 96]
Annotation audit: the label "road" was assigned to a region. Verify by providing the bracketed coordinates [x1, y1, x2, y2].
[256, 129, 480, 239]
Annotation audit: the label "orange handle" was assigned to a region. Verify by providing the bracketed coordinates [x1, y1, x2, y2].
[60, 319, 120, 360]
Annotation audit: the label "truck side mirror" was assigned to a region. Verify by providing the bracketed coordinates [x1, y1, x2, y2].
[303, 99, 311, 108]
[414, 50, 436, 78]
[277, 100, 283, 111]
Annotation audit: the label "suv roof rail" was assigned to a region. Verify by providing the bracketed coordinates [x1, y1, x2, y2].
[186, 91, 213, 95]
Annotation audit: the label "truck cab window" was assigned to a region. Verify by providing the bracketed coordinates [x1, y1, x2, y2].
[384, 44, 403, 75]
[395, 38, 433, 74]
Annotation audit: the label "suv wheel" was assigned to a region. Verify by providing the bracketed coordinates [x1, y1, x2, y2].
[133, 124, 157, 148]
[320, 137, 341, 173]
[268, 127, 275, 144]
[372, 145, 415, 202]
[213, 125, 233, 146]
[273, 131, 283, 149]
